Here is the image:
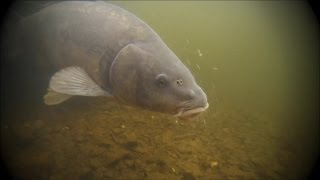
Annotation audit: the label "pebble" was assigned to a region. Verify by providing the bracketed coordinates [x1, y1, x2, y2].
[62, 126, 70, 130]
[171, 167, 176, 173]
[210, 161, 218, 168]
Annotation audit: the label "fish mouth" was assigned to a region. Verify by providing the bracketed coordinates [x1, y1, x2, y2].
[174, 103, 209, 118]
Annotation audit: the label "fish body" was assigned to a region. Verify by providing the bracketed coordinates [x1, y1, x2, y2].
[9, 1, 208, 117]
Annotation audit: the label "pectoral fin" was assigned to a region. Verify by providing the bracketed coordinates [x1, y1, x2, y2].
[44, 90, 73, 105]
[43, 66, 111, 105]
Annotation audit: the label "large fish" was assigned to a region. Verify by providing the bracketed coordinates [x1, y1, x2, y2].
[8, 1, 209, 117]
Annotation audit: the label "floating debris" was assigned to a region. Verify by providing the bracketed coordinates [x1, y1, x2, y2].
[212, 67, 219, 71]
[187, 59, 191, 65]
[183, 39, 189, 50]
[121, 124, 125, 128]
[203, 119, 207, 125]
[151, 115, 155, 119]
[211, 81, 219, 102]
[197, 49, 203, 56]
[196, 64, 201, 70]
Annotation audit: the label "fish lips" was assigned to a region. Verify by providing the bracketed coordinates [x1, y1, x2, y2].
[174, 103, 209, 118]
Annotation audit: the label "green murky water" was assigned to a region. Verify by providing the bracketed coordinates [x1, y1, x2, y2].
[1, 1, 319, 179]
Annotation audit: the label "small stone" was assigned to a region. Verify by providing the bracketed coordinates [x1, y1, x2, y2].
[121, 124, 125, 128]
[183, 162, 202, 176]
[24, 123, 31, 127]
[79, 171, 94, 180]
[210, 161, 218, 168]
[125, 132, 137, 142]
[171, 167, 176, 173]
[33, 119, 44, 129]
[181, 172, 196, 180]
[124, 141, 138, 151]
[62, 126, 70, 130]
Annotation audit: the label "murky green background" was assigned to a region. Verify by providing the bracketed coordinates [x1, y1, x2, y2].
[1, 1, 319, 180]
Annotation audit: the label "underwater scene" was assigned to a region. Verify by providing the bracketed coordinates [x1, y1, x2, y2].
[1, 1, 319, 180]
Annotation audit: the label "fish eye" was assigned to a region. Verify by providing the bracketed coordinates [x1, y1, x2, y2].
[156, 74, 168, 88]
[176, 79, 183, 86]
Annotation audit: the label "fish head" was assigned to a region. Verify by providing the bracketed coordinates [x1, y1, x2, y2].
[109, 44, 209, 118]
